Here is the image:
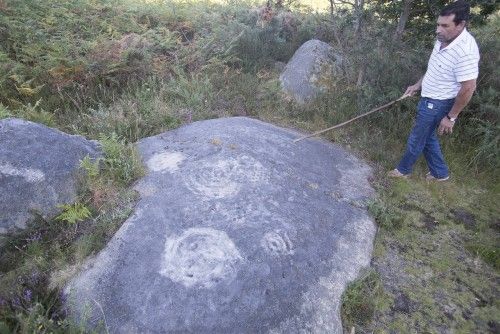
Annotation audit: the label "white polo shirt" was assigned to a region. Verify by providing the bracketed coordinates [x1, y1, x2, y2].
[421, 28, 480, 100]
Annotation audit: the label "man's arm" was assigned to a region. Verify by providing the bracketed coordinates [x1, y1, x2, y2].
[404, 77, 423, 97]
[438, 79, 477, 135]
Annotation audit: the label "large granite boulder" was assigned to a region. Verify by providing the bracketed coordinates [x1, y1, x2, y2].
[0, 118, 100, 234]
[280, 39, 342, 104]
[65, 117, 375, 333]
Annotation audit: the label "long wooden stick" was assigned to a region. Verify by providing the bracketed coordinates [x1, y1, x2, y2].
[293, 94, 409, 143]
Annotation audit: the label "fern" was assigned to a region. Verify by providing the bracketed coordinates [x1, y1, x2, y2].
[79, 155, 101, 179]
[56, 203, 92, 225]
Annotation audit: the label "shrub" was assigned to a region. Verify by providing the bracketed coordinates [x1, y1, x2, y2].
[9, 99, 55, 127]
[72, 76, 187, 142]
[79, 156, 101, 179]
[454, 15, 500, 172]
[226, 9, 314, 70]
[99, 133, 144, 186]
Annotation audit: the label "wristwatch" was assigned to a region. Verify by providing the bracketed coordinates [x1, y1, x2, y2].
[446, 115, 457, 122]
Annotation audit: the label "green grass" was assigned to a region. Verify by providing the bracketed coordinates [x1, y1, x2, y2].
[341, 270, 392, 331]
[338, 170, 500, 333]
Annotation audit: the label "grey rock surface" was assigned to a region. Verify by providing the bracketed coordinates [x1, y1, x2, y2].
[0, 118, 100, 234]
[65, 117, 375, 333]
[280, 39, 341, 104]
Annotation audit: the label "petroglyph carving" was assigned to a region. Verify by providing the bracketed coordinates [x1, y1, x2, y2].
[160, 228, 243, 288]
[183, 155, 268, 199]
[261, 230, 294, 256]
[147, 152, 185, 172]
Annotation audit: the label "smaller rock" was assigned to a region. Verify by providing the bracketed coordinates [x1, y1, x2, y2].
[280, 39, 342, 104]
[0, 118, 101, 234]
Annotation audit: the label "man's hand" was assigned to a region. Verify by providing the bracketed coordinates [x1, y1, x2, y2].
[437, 79, 476, 135]
[403, 77, 423, 98]
[404, 83, 421, 97]
[438, 117, 454, 135]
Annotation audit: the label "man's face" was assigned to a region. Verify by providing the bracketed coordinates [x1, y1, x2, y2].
[436, 14, 465, 44]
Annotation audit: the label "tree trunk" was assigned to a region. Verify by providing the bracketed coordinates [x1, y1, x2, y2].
[329, 0, 343, 48]
[394, 0, 413, 41]
[356, 64, 365, 88]
[353, 0, 364, 38]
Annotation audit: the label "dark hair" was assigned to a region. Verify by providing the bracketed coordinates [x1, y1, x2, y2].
[440, 1, 471, 24]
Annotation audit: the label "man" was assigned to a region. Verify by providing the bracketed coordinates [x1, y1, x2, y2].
[389, 0, 479, 181]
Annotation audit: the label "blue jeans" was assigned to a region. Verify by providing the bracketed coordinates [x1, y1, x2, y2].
[397, 97, 455, 178]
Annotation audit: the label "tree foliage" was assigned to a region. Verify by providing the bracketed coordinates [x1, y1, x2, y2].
[371, 0, 498, 40]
